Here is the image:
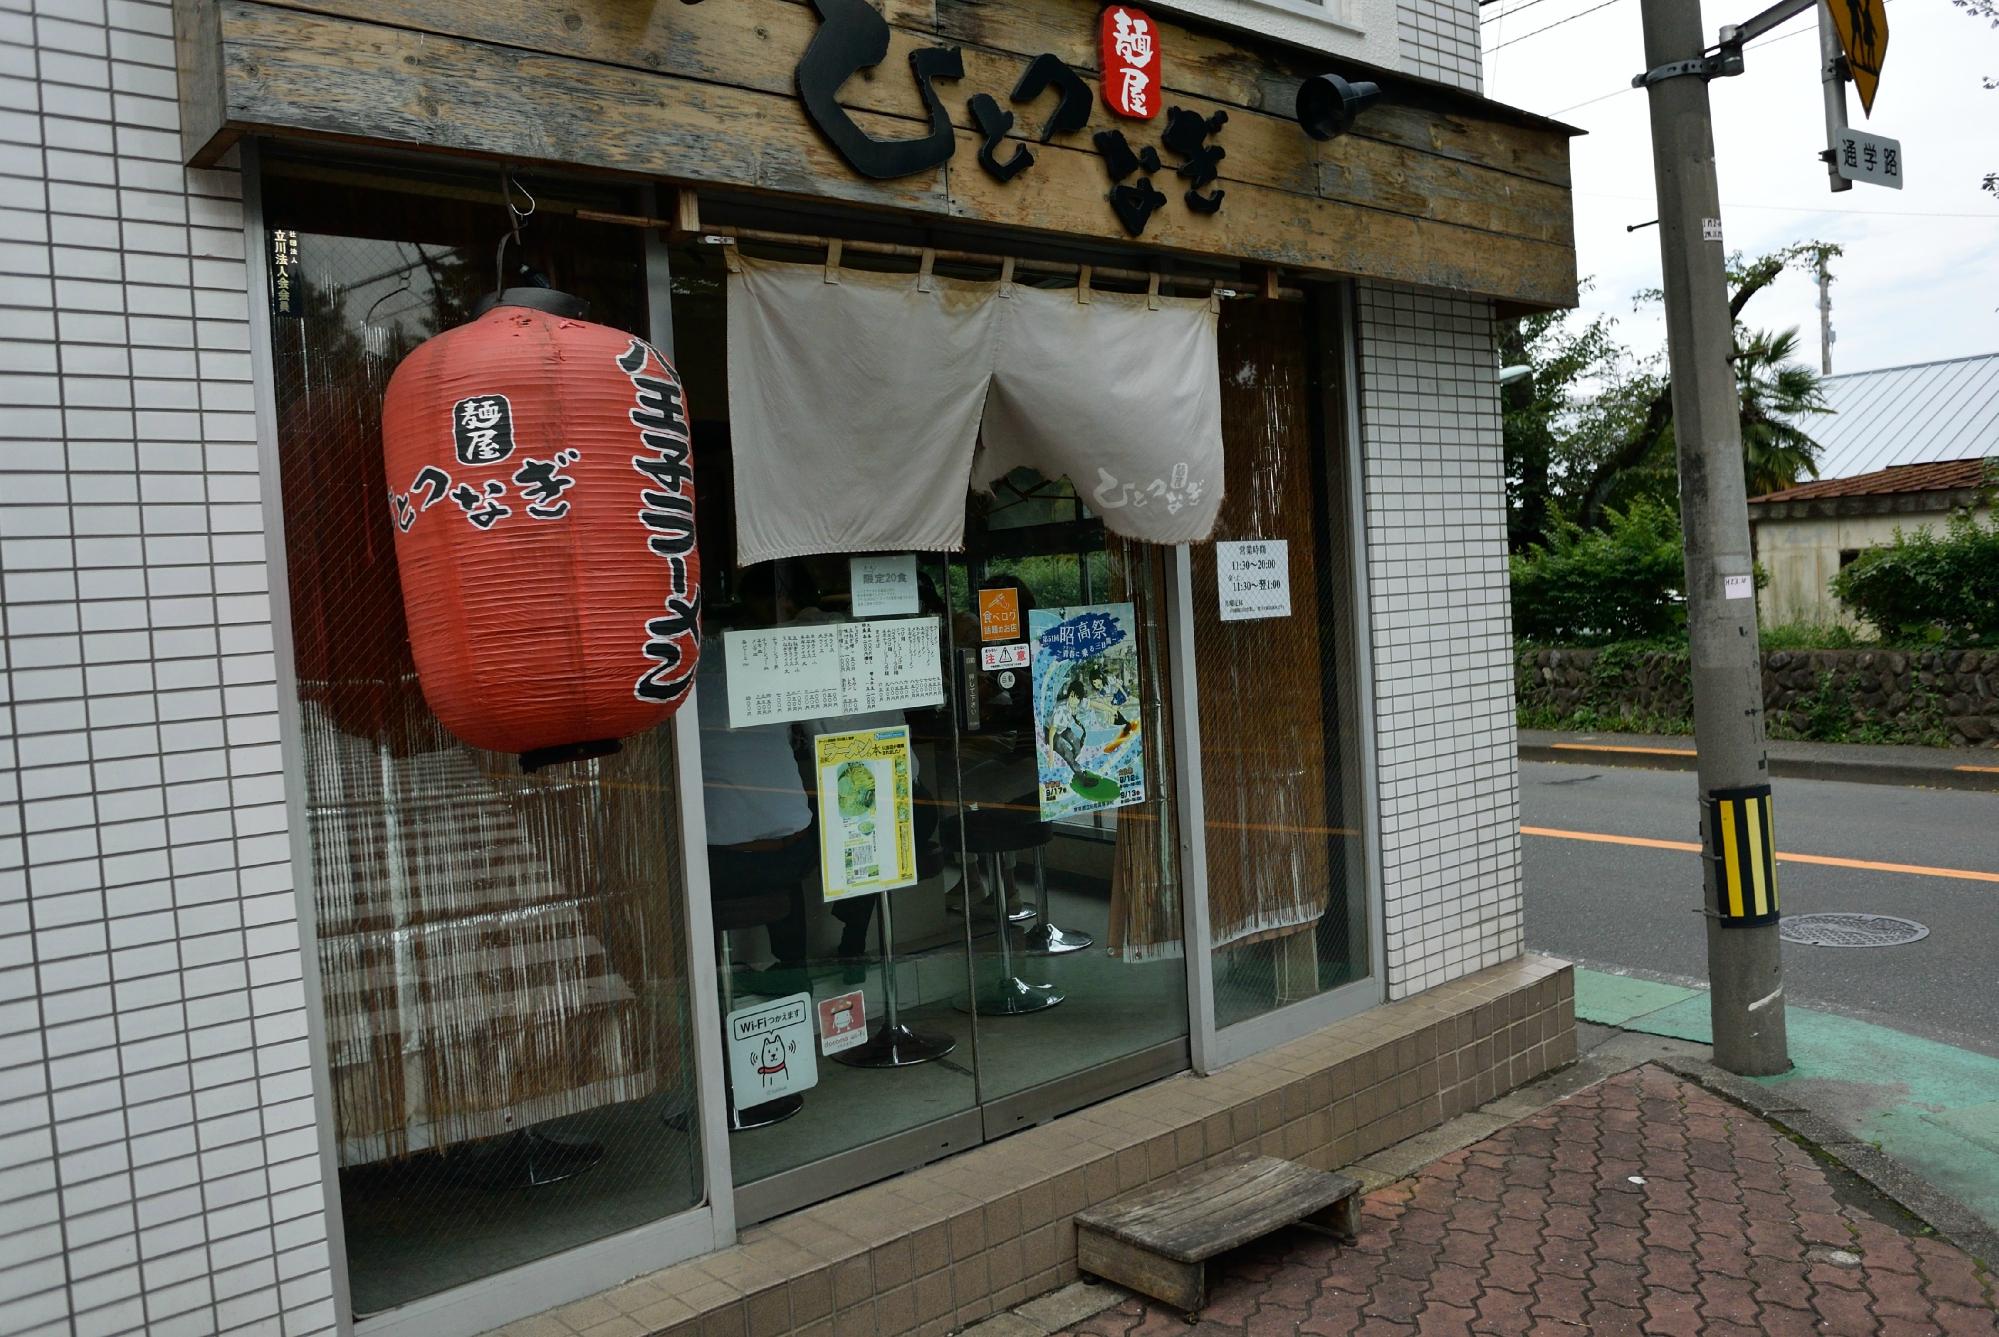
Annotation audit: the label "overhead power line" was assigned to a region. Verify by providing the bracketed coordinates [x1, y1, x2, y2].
[1486, 0, 1630, 55]
[1549, 86, 1634, 117]
[1539, 0, 1859, 117]
[1575, 190, 1999, 221]
[1480, 0, 1565, 24]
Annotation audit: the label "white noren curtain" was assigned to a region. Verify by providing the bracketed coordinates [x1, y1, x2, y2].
[727, 255, 1223, 566]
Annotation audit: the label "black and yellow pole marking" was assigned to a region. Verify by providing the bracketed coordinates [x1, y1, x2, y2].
[1707, 784, 1779, 926]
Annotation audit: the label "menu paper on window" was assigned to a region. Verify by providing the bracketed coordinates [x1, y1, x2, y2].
[1216, 539, 1292, 622]
[814, 725, 918, 902]
[849, 553, 920, 617]
[724, 617, 945, 728]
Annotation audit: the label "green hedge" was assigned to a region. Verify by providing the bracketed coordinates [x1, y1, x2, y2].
[1510, 500, 1685, 645]
[1830, 510, 1999, 646]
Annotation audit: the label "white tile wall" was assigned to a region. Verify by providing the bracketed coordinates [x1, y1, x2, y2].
[1398, 0, 1483, 92]
[0, 1, 337, 1334]
[1354, 281, 1522, 1000]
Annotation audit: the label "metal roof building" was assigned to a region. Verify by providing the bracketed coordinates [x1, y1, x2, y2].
[1797, 352, 1999, 480]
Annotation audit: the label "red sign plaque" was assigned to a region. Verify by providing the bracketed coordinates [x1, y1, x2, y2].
[1099, 6, 1161, 120]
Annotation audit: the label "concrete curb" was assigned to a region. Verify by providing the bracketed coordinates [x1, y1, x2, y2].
[1650, 1055, 1999, 1270]
[1519, 742, 1999, 793]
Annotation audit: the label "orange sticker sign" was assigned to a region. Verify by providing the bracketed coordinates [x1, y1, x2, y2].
[979, 587, 1020, 642]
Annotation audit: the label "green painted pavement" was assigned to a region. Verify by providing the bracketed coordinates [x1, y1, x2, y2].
[1575, 967, 1999, 1234]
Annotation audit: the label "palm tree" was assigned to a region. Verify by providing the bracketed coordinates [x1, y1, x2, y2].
[1734, 326, 1830, 496]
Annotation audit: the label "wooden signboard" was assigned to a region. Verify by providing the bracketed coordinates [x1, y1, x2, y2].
[171, 0, 1578, 309]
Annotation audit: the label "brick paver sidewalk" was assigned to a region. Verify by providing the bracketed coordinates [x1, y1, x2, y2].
[1060, 1065, 1997, 1337]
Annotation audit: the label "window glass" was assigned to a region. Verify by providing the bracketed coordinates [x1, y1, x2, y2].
[262, 160, 702, 1317]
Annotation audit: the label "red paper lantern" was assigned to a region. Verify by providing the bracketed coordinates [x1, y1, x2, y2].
[382, 290, 701, 767]
[1100, 5, 1161, 120]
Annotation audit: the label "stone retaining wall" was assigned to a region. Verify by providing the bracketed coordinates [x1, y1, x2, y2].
[1518, 647, 1999, 746]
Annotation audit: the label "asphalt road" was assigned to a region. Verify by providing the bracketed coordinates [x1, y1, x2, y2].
[1521, 760, 1999, 1059]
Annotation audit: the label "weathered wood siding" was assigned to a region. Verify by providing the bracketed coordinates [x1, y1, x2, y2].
[171, 0, 1577, 307]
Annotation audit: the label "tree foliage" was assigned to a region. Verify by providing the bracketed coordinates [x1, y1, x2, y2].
[1955, 0, 1999, 198]
[1736, 326, 1831, 496]
[1510, 500, 1688, 645]
[1830, 506, 1999, 644]
[1501, 242, 1836, 555]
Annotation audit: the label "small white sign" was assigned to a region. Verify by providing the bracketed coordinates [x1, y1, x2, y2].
[849, 553, 920, 617]
[1833, 128, 1903, 190]
[1701, 217, 1724, 243]
[981, 641, 1031, 671]
[1724, 574, 1754, 601]
[1216, 540, 1292, 622]
[727, 992, 817, 1104]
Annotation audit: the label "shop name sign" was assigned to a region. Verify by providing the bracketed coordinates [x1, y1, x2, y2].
[795, 0, 1225, 237]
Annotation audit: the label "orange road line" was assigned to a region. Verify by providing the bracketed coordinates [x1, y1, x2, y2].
[1956, 764, 1999, 774]
[1523, 825, 1700, 853]
[1548, 743, 1698, 757]
[1523, 825, 1999, 885]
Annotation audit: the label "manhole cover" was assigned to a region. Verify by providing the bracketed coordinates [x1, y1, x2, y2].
[1779, 913, 1929, 948]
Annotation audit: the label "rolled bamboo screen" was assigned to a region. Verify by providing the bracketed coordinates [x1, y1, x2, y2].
[1104, 540, 1181, 961]
[1193, 298, 1341, 949]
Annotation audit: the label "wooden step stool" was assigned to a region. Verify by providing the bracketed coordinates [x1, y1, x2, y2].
[1074, 1155, 1362, 1315]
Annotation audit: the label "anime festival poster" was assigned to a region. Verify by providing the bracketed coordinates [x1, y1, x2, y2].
[1029, 603, 1147, 821]
[814, 725, 918, 901]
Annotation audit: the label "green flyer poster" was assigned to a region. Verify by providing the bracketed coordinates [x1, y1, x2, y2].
[814, 725, 917, 901]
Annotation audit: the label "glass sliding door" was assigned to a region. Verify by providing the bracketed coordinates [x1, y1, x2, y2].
[949, 483, 1189, 1132]
[669, 240, 1189, 1221]
[666, 244, 984, 1214]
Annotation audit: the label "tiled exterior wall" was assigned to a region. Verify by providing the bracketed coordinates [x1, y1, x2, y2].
[0, 2, 337, 1335]
[1397, 0, 1482, 92]
[1354, 282, 1522, 1000]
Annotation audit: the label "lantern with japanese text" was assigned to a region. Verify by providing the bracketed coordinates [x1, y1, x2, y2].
[381, 289, 701, 768]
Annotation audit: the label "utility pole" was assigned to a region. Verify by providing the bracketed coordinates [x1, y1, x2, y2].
[1818, 0, 1853, 195]
[1635, 0, 1789, 1076]
[1816, 253, 1834, 375]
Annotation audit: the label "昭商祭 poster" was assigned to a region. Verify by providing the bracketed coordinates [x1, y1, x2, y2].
[1029, 604, 1147, 821]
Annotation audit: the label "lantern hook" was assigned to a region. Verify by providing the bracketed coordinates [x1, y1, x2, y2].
[494, 171, 543, 293]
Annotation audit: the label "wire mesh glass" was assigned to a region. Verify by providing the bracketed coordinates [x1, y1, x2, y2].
[1196, 295, 1370, 1029]
[262, 163, 702, 1317]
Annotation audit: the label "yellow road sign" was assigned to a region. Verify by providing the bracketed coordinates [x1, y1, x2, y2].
[1826, 0, 1888, 117]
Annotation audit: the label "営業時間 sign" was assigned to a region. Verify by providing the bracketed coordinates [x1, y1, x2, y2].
[1216, 540, 1291, 621]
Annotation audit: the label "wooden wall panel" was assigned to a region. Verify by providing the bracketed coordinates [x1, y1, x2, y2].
[178, 0, 1578, 306]
[171, 0, 226, 166]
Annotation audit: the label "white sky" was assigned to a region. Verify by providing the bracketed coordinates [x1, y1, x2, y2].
[1480, 0, 1999, 376]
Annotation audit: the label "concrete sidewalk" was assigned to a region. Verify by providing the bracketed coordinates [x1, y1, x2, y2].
[1520, 729, 1999, 792]
[1054, 1065, 1999, 1336]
